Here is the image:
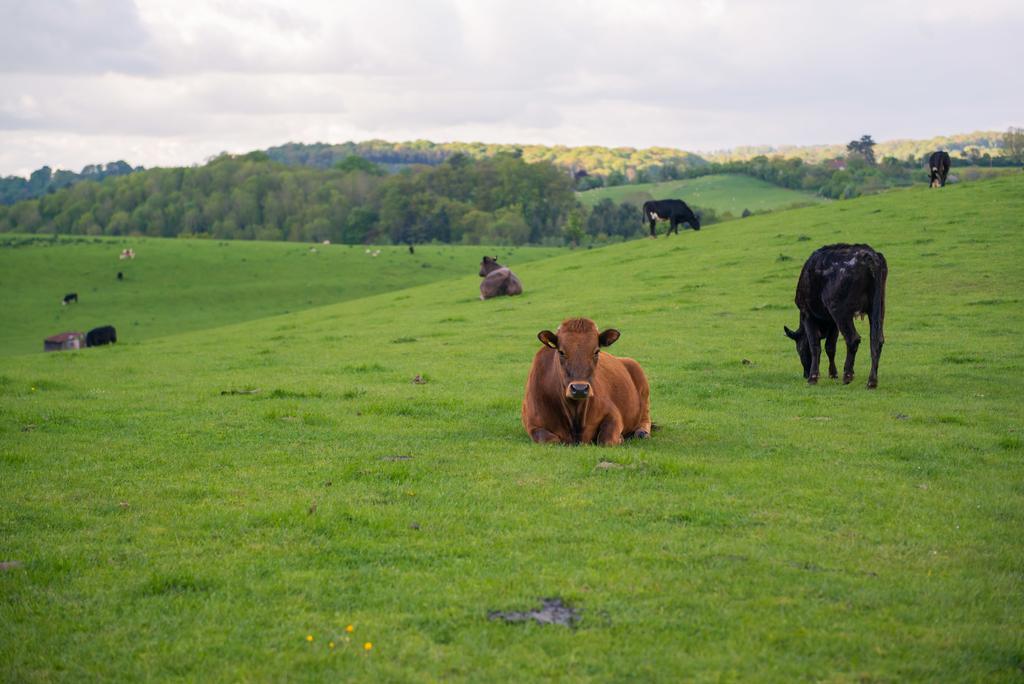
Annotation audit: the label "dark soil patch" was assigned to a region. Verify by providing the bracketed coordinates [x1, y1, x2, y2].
[488, 597, 580, 627]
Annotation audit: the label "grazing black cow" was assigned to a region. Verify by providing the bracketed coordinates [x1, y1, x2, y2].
[62, 293, 78, 305]
[928, 151, 951, 188]
[784, 244, 887, 388]
[642, 200, 700, 237]
[86, 325, 117, 347]
[117, 271, 124, 281]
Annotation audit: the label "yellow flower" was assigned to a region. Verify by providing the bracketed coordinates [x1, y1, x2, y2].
[306, 634, 313, 642]
[364, 642, 373, 651]
[329, 641, 335, 649]
[345, 624, 354, 633]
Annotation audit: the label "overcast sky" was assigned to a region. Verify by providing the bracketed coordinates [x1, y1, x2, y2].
[1, 0, 1021, 176]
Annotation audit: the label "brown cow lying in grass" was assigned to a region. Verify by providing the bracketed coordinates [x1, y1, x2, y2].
[479, 256, 523, 300]
[522, 317, 652, 445]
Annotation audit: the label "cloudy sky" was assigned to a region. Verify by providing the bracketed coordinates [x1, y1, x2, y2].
[1, 0, 1021, 176]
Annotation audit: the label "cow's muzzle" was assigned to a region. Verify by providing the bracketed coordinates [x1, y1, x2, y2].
[566, 382, 591, 400]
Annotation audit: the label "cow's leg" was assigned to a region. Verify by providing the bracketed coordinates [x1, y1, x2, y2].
[623, 360, 652, 439]
[867, 315, 883, 389]
[596, 413, 625, 446]
[824, 326, 839, 379]
[530, 427, 564, 444]
[649, 219, 657, 238]
[802, 319, 824, 384]
[836, 318, 861, 384]
[669, 218, 679, 235]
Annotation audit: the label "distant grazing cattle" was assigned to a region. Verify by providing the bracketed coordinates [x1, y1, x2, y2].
[642, 199, 701, 237]
[86, 325, 117, 347]
[479, 256, 523, 300]
[522, 317, 651, 445]
[784, 243, 887, 388]
[117, 272, 124, 281]
[928, 151, 951, 188]
[119, 248, 135, 260]
[62, 293, 78, 305]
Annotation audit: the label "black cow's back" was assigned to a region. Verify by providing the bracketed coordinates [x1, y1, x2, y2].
[796, 243, 886, 320]
[86, 325, 117, 347]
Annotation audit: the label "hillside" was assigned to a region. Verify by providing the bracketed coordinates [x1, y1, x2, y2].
[0, 152, 576, 245]
[266, 140, 708, 180]
[703, 130, 1007, 163]
[577, 173, 826, 215]
[1, 176, 1022, 680]
[0, 236, 563, 357]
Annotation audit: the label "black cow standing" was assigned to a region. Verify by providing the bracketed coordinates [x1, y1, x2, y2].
[86, 325, 117, 347]
[642, 200, 701, 237]
[62, 293, 78, 305]
[784, 244, 887, 388]
[928, 151, 951, 188]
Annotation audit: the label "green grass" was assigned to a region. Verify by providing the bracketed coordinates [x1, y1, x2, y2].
[2, 177, 1023, 681]
[577, 173, 826, 214]
[0, 236, 563, 357]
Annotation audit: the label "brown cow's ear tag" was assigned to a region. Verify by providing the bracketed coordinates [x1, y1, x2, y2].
[598, 329, 620, 347]
[538, 331, 558, 349]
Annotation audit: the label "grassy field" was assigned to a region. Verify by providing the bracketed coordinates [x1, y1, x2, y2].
[577, 173, 826, 214]
[2, 177, 1023, 681]
[0, 237, 563, 357]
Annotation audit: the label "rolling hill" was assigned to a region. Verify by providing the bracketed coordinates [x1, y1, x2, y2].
[0, 237, 563, 356]
[1, 176, 1022, 680]
[577, 173, 827, 215]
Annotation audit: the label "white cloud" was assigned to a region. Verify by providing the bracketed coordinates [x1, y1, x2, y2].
[1, 0, 1021, 175]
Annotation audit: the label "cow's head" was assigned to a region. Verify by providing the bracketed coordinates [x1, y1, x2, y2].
[479, 255, 499, 277]
[537, 318, 620, 400]
[784, 325, 812, 378]
[689, 211, 702, 230]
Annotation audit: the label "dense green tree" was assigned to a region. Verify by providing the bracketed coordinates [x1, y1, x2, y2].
[1002, 127, 1024, 163]
[846, 135, 877, 165]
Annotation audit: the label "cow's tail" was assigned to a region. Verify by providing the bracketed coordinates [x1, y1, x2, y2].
[870, 252, 887, 345]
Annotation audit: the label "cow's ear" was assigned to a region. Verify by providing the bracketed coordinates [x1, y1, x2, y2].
[538, 330, 558, 349]
[784, 325, 799, 340]
[598, 329, 620, 347]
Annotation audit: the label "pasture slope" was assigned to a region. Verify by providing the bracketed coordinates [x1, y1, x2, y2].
[577, 173, 826, 214]
[0, 238, 563, 357]
[2, 175, 1023, 681]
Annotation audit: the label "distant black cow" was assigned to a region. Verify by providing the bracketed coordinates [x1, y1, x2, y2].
[62, 293, 78, 305]
[642, 200, 700, 237]
[928, 151, 951, 188]
[117, 271, 124, 281]
[784, 244, 887, 388]
[86, 325, 117, 347]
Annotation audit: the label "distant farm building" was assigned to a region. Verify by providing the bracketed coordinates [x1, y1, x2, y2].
[44, 332, 84, 352]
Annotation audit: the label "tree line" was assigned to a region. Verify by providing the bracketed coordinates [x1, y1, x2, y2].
[0, 161, 138, 205]
[0, 151, 578, 245]
[265, 140, 708, 186]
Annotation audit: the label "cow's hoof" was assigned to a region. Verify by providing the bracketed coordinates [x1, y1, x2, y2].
[866, 379, 878, 389]
[634, 430, 650, 440]
[829, 371, 838, 379]
[843, 373, 854, 385]
[807, 375, 818, 385]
